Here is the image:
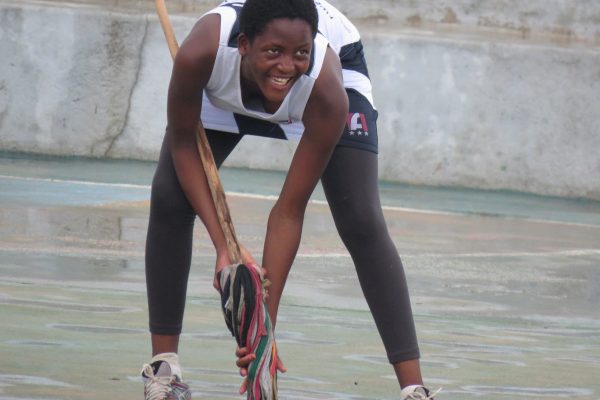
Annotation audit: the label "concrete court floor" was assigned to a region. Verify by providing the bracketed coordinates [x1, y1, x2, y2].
[0, 153, 599, 400]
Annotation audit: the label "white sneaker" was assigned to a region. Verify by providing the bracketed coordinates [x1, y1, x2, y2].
[401, 385, 440, 399]
[141, 353, 192, 400]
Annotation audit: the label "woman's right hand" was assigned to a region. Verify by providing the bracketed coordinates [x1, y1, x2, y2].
[213, 249, 232, 291]
[213, 244, 259, 291]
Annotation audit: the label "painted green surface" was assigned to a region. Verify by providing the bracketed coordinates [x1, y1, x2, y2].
[1, 154, 599, 399]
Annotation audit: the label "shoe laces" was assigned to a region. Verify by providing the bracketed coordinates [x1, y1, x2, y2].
[142, 364, 177, 400]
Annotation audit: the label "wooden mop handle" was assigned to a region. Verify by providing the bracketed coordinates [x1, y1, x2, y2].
[155, 0, 178, 60]
[155, 0, 242, 263]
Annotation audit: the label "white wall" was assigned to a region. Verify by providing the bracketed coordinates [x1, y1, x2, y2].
[1, 0, 599, 199]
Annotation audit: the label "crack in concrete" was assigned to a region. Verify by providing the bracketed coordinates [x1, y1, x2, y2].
[0, 80, 7, 133]
[102, 15, 149, 157]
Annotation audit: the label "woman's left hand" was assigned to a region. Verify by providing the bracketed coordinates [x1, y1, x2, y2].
[236, 345, 286, 394]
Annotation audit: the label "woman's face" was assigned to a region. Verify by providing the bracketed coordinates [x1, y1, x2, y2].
[239, 18, 313, 113]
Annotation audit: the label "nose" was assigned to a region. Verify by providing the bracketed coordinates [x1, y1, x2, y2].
[277, 54, 294, 74]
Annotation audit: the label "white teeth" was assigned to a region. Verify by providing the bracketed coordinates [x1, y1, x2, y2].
[271, 77, 290, 86]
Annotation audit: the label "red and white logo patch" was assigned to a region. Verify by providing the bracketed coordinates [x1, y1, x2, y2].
[347, 113, 369, 136]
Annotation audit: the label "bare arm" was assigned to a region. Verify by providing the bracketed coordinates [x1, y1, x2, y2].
[166, 15, 233, 268]
[263, 47, 349, 326]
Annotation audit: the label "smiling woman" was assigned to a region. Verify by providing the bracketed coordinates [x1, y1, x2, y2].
[238, 18, 315, 113]
[141, 0, 437, 399]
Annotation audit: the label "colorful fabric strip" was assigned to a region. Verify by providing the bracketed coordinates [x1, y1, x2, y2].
[219, 263, 278, 399]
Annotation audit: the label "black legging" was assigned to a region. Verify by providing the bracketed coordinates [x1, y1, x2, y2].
[145, 130, 420, 363]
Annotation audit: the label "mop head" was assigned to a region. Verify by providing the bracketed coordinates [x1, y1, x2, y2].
[219, 263, 278, 400]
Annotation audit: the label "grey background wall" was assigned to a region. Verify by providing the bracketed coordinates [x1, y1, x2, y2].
[1, 0, 599, 199]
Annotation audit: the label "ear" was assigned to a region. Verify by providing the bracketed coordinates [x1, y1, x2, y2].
[238, 33, 250, 56]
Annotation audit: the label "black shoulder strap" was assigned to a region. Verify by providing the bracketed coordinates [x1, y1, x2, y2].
[219, 2, 244, 48]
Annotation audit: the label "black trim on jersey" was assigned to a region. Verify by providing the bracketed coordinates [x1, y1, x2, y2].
[223, 3, 243, 47]
[304, 39, 316, 76]
[339, 40, 370, 78]
[233, 113, 287, 139]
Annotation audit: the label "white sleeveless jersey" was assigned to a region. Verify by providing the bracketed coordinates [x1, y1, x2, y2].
[199, 0, 373, 140]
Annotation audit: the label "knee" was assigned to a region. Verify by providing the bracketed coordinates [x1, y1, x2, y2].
[150, 171, 194, 220]
[333, 204, 388, 244]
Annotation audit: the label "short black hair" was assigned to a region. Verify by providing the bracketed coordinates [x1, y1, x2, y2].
[240, 0, 318, 41]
